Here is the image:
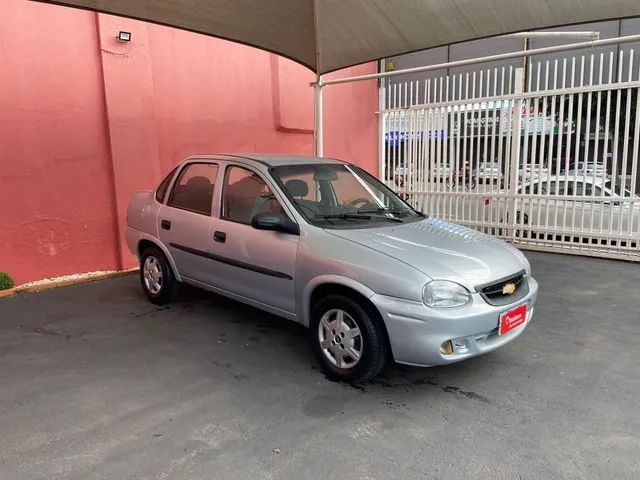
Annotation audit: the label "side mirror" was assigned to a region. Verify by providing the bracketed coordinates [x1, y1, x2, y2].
[251, 212, 300, 235]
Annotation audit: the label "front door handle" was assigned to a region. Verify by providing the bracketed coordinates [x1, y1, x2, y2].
[161, 220, 171, 230]
[214, 231, 226, 243]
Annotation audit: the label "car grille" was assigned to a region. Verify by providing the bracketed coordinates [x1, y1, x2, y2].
[477, 271, 528, 306]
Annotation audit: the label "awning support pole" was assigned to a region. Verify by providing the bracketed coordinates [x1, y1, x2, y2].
[314, 74, 324, 157]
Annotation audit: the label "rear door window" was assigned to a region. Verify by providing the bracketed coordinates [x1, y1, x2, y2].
[167, 163, 219, 215]
[155, 166, 179, 203]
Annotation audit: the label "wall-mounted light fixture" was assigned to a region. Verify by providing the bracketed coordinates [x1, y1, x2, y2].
[117, 31, 132, 42]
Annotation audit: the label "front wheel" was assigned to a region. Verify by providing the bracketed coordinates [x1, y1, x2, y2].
[310, 295, 388, 383]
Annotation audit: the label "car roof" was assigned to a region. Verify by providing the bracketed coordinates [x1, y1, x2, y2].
[185, 153, 347, 167]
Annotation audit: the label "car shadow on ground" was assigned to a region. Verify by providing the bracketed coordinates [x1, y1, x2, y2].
[144, 281, 499, 402]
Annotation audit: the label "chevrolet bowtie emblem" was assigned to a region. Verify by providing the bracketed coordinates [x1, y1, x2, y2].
[502, 283, 516, 295]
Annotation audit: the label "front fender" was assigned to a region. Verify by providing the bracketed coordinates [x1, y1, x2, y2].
[298, 274, 376, 327]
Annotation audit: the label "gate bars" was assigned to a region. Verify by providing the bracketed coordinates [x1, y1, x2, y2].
[380, 52, 640, 260]
[314, 33, 640, 260]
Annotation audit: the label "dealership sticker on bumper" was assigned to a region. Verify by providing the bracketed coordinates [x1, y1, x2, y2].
[499, 303, 527, 335]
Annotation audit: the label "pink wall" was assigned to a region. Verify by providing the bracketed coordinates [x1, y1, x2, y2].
[0, 0, 377, 285]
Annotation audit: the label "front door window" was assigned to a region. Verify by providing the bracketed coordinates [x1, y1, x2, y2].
[222, 165, 283, 224]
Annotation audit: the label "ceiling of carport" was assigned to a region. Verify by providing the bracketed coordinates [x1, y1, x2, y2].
[33, 1, 640, 74]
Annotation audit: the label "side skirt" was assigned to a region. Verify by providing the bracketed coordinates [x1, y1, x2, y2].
[180, 276, 299, 324]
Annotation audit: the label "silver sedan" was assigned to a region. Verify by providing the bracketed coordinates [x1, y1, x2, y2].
[127, 154, 538, 382]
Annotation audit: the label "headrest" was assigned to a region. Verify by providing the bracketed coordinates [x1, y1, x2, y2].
[186, 176, 211, 191]
[284, 179, 309, 197]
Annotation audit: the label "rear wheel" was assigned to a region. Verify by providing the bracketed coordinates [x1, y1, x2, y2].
[140, 246, 177, 305]
[310, 294, 388, 383]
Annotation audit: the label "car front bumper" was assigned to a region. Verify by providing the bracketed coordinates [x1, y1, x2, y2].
[370, 276, 538, 366]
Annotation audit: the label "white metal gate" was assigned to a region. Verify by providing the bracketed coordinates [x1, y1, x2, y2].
[382, 52, 640, 261]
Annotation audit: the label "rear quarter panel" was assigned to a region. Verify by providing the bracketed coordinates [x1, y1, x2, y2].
[126, 191, 160, 257]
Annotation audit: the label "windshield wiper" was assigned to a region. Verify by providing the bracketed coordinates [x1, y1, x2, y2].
[357, 207, 420, 219]
[375, 215, 404, 223]
[342, 209, 404, 223]
[316, 213, 372, 221]
[315, 213, 404, 224]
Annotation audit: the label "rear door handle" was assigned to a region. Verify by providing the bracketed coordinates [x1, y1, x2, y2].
[161, 220, 171, 230]
[214, 231, 226, 243]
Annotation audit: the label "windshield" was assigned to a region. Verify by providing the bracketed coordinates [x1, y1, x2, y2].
[271, 163, 424, 228]
[604, 181, 632, 197]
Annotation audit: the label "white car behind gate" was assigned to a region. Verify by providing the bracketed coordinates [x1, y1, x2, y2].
[494, 176, 639, 244]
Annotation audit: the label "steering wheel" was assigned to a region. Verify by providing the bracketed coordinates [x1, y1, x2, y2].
[345, 198, 374, 210]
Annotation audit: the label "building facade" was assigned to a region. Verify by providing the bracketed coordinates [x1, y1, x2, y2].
[382, 19, 640, 190]
[0, 0, 377, 284]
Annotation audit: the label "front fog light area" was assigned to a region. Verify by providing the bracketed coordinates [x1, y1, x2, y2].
[423, 280, 471, 308]
[440, 339, 469, 356]
[440, 340, 453, 355]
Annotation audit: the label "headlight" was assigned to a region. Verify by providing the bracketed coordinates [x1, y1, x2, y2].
[423, 280, 471, 308]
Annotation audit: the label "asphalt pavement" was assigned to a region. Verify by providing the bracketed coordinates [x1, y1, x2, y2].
[0, 251, 638, 479]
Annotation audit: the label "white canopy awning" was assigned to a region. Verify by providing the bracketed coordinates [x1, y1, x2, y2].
[34, 1, 640, 74]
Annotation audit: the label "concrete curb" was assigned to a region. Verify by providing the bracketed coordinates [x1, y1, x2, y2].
[0, 268, 139, 299]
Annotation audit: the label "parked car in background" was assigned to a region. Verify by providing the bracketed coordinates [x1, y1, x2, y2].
[392, 163, 409, 187]
[518, 163, 549, 183]
[473, 160, 503, 184]
[501, 176, 639, 240]
[432, 163, 452, 181]
[127, 154, 538, 382]
[566, 161, 609, 179]
[392, 163, 409, 177]
[392, 162, 451, 187]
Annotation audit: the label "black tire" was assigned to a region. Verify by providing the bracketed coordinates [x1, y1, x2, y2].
[309, 294, 388, 383]
[139, 246, 177, 305]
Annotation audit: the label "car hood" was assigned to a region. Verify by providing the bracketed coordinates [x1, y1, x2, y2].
[326, 217, 526, 290]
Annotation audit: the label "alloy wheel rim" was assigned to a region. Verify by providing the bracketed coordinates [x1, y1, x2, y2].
[143, 256, 163, 294]
[318, 309, 362, 369]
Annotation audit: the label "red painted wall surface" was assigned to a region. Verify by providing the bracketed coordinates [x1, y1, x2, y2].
[0, 0, 377, 285]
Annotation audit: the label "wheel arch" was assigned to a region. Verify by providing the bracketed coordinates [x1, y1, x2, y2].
[302, 276, 393, 360]
[137, 236, 181, 282]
